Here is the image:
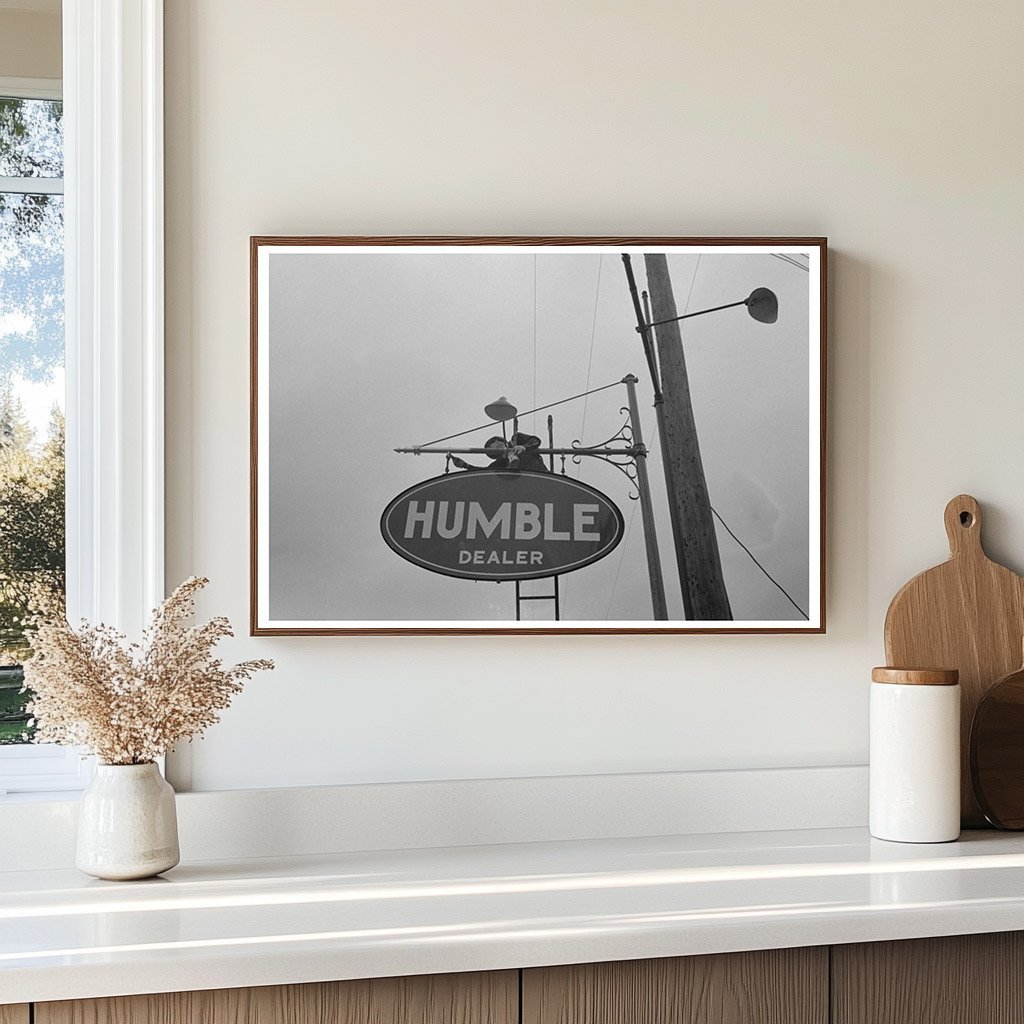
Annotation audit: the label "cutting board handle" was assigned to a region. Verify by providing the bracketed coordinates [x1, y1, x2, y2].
[944, 494, 983, 558]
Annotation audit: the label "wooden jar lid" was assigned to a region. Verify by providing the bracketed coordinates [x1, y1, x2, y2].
[871, 667, 959, 686]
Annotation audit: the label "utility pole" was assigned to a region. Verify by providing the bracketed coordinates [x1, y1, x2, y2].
[642, 288, 692, 621]
[621, 255, 691, 618]
[622, 375, 667, 620]
[644, 254, 732, 620]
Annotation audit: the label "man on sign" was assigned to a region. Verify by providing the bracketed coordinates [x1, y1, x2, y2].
[451, 432, 549, 473]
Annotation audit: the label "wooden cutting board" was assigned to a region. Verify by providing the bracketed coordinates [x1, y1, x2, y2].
[884, 494, 1024, 827]
[970, 650, 1024, 829]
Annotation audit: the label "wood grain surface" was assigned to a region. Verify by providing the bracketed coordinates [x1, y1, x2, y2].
[832, 932, 1024, 1024]
[522, 949, 828, 1024]
[0, 1007, 29, 1024]
[970, 653, 1024, 827]
[884, 494, 1024, 826]
[36, 972, 517, 1024]
[871, 667, 959, 686]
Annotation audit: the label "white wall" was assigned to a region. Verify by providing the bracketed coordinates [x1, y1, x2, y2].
[164, 0, 1024, 791]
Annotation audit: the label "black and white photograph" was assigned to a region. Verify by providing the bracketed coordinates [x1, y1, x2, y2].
[251, 238, 825, 633]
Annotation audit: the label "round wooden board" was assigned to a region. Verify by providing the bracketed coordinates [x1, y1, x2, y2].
[971, 662, 1024, 829]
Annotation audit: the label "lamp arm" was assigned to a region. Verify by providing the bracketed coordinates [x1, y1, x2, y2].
[641, 298, 748, 330]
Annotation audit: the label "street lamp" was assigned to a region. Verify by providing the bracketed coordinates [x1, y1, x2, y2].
[643, 286, 779, 330]
[484, 396, 518, 442]
[621, 256, 779, 621]
[484, 396, 517, 421]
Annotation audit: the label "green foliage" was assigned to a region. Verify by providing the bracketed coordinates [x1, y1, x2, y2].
[0, 665, 29, 743]
[0, 97, 62, 179]
[0, 391, 65, 643]
[0, 394, 64, 743]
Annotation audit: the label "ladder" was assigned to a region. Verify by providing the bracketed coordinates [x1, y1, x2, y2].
[514, 577, 560, 621]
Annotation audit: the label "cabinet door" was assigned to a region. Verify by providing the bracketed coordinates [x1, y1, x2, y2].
[832, 932, 1024, 1024]
[0, 1007, 29, 1024]
[523, 949, 828, 1024]
[36, 971, 517, 1024]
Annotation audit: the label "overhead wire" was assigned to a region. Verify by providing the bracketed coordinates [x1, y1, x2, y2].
[682, 253, 701, 314]
[604, 499, 640, 619]
[575, 255, 604, 467]
[415, 380, 624, 448]
[710, 506, 808, 619]
[563, 256, 605, 610]
[531, 255, 537, 432]
[773, 252, 805, 269]
[771, 252, 809, 272]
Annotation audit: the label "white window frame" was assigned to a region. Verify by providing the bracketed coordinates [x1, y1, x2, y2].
[0, 0, 164, 799]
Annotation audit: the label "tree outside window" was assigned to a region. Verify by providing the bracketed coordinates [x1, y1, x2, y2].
[0, 94, 65, 744]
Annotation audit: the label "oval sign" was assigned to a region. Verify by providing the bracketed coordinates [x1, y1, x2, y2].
[381, 470, 625, 581]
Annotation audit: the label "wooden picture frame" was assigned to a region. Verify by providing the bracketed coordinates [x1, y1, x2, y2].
[251, 236, 826, 635]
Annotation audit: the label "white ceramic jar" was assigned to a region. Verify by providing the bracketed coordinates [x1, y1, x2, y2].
[76, 762, 180, 880]
[870, 667, 960, 843]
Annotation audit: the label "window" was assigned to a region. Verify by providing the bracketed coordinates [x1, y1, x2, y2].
[0, 4, 166, 799]
[0, 85, 65, 736]
[0, 78, 81, 797]
[0, 78, 85, 797]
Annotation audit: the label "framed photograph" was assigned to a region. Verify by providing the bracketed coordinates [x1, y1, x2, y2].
[251, 236, 826, 635]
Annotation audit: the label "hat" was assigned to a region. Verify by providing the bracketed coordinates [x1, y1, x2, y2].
[484, 436, 507, 459]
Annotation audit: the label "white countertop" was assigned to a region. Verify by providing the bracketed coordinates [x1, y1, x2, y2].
[4, 826, 1024, 1005]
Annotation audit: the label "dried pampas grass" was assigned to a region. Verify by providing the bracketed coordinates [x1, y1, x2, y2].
[23, 576, 274, 765]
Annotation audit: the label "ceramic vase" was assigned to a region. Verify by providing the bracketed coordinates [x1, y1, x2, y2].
[76, 762, 180, 880]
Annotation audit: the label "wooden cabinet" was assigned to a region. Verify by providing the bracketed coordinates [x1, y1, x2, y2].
[522, 948, 828, 1024]
[16, 934, 1024, 1024]
[832, 932, 1024, 1024]
[35, 972, 518, 1024]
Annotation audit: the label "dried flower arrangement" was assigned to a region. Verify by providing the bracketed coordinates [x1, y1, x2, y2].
[22, 576, 273, 765]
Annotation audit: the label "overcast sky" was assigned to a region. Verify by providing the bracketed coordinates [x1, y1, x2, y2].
[265, 247, 812, 623]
